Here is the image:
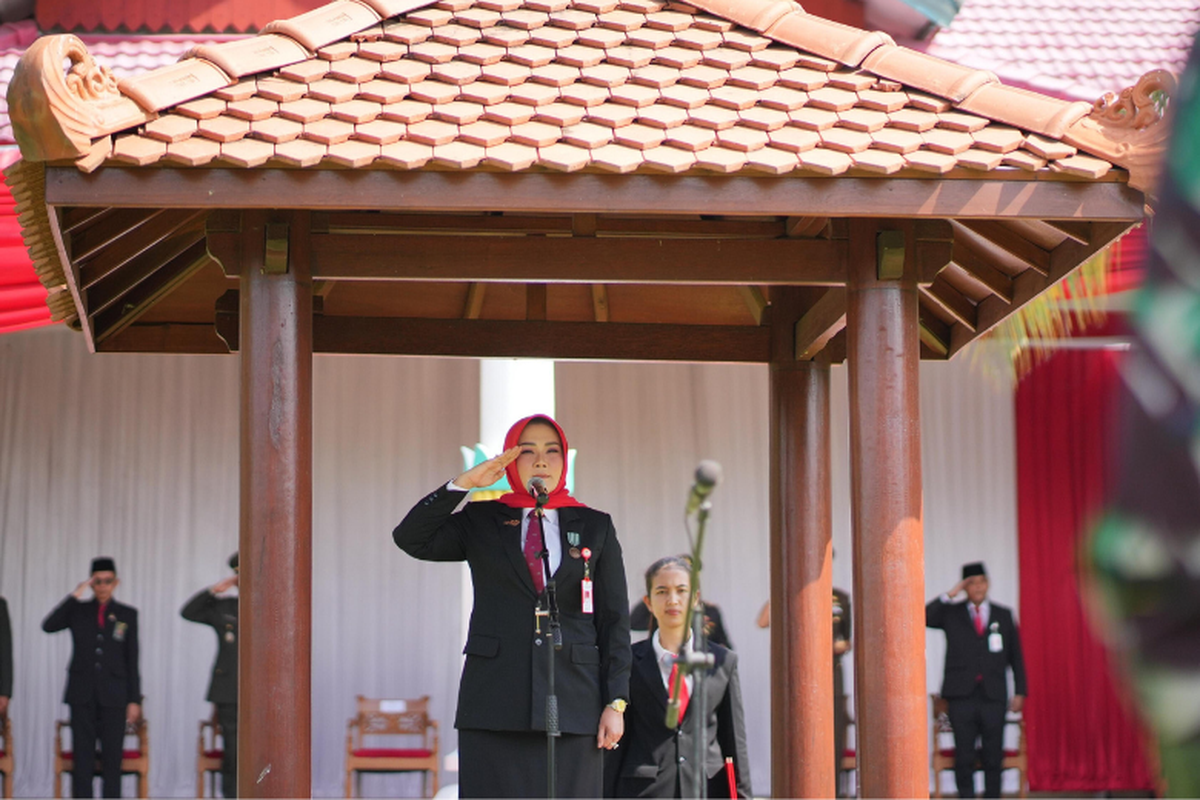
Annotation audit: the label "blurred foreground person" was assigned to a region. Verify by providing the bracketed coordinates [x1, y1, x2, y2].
[43, 558, 141, 798]
[1088, 45, 1200, 797]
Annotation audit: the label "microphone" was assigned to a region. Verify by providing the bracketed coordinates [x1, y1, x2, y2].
[528, 476, 549, 507]
[685, 460, 722, 514]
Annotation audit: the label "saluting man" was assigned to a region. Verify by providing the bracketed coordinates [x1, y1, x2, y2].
[926, 562, 1026, 799]
[43, 557, 142, 799]
[181, 553, 240, 798]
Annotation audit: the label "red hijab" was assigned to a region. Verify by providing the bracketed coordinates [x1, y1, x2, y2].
[496, 414, 587, 509]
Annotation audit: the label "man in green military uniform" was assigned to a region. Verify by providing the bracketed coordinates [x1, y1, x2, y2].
[181, 554, 239, 798]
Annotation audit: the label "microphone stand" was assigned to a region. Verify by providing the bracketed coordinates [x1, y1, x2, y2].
[534, 490, 562, 799]
[667, 498, 716, 798]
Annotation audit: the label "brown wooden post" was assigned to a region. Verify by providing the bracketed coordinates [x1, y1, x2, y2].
[238, 210, 313, 797]
[846, 220, 927, 798]
[769, 287, 835, 798]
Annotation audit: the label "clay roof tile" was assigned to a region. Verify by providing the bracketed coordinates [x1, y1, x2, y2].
[460, 80, 514, 105]
[305, 79, 361, 104]
[458, 42, 509, 64]
[716, 125, 769, 151]
[381, 99, 435, 123]
[580, 63, 631, 86]
[767, 125, 819, 153]
[1051, 153, 1112, 179]
[664, 123, 716, 150]
[936, 111, 988, 132]
[531, 63, 583, 87]
[690, 103, 740, 130]
[587, 101, 640, 127]
[278, 100, 334, 125]
[189, 37, 311, 84]
[274, 138, 328, 167]
[955, 147, 1005, 171]
[511, 119, 565, 146]
[318, 42, 360, 62]
[970, 125, 1024, 153]
[409, 79, 463, 104]
[738, 105, 789, 131]
[702, 47, 753, 70]
[850, 148, 905, 174]
[856, 88, 907, 113]
[331, 98, 384, 123]
[757, 85, 806, 111]
[358, 41, 410, 63]
[510, 81, 562, 105]
[250, 116, 305, 143]
[357, 79, 411, 104]
[887, 107, 938, 132]
[531, 24, 580, 47]
[871, 126, 923, 154]
[548, 9, 600, 30]
[226, 97, 281, 121]
[615, 121, 669, 149]
[744, 145, 798, 174]
[538, 142, 593, 171]
[693, 146, 746, 173]
[302, 117, 356, 145]
[797, 147, 852, 175]
[219, 138, 276, 168]
[432, 100, 486, 123]
[1002, 150, 1047, 171]
[921, 128, 974, 154]
[379, 60, 434, 84]
[110, 134, 168, 166]
[590, 142, 646, 171]
[826, 70, 876, 92]
[654, 46, 705, 69]
[750, 48, 801, 71]
[642, 144, 698, 172]
[406, 118, 461, 145]
[638, 102, 689, 128]
[409, 40, 460, 63]
[643, 10, 694, 31]
[328, 57, 384, 83]
[788, 106, 838, 130]
[455, 7, 505, 28]
[837, 108, 888, 132]
[708, 85, 759, 110]
[805, 86, 857, 111]
[677, 65, 729, 90]
[383, 21, 434, 44]
[378, 140, 434, 168]
[482, 101, 537, 125]
[607, 45, 657, 68]
[536, 102, 588, 126]
[484, 141, 541, 170]
[727, 65, 779, 90]
[480, 61, 534, 86]
[326, 139, 381, 167]
[625, 26, 676, 49]
[408, 7, 455, 27]
[478, 0, 524, 9]
[903, 149, 958, 174]
[508, 43, 559, 67]
[196, 115, 252, 142]
[433, 61, 484, 85]
[354, 118, 408, 144]
[279, 60, 331, 85]
[144, 115, 199, 143]
[256, 78, 310, 103]
[176, 97, 229, 121]
[562, 120, 615, 148]
[819, 126, 872, 153]
[458, 119, 512, 146]
[598, 9, 648, 31]
[163, 136, 222, 166]
[525, 0, 572, 12]
[777, 66, 827, 91]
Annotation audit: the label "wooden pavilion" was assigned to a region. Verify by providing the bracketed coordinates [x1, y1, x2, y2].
[4, 0, 1167, 794]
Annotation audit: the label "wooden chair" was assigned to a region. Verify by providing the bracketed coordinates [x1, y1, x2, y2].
[930, 694, 1027, 799]
[344, 695, 439, 798]
[0, 714, 13, 799]
[54, 717, 149, 799]
[196, 711, 224, 798]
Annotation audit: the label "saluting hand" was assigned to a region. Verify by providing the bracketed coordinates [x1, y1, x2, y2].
[212, 575, 239, 594]
[73, 578, 93, 599]
[946, 579, 967, 600]
[454, 446, 521, 490]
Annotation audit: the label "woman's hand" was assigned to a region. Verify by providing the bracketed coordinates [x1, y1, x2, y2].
[454, 446, 520, 490]
[597, 707, 624, 750]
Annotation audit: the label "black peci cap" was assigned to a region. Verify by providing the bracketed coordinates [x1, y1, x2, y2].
[228, 552, 239, 571]
[961, 562, 987, 579]
[91, 557, 116, 575]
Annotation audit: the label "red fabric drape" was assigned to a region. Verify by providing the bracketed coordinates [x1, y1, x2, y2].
[0, 150, 53, 336]
[1016, 346, 1157, 792]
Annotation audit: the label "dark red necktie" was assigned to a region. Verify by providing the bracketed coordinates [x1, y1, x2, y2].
[97, 602, 107, 629]
[973, 605, 984, 636]
[668, 663, 690, 722]
[524, 511, 546, 594]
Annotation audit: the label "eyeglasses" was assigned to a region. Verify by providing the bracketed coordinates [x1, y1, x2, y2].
[93, 577, 116, 585]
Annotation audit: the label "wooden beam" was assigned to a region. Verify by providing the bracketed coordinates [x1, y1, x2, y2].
[45, 168, 1148, 221]
[950, 243, 1014, 304]
[768, 287, 834, 799]
[70, 207, 166, 263]
[845, 218, 927, 799]
[918, 313, 952, 357]
[60, 206, 113, 236]
[48, 206, 93, 352]
[307, 234, 847, 285]
[93, 242, 211, 344]
[526, 283, 547, 320]
[785, 216, 829, 237]
[739, 285, 766, 325]
[463, 282, 486, 319]
[794, 287, 846, 360]
[215, 311, 771, 362]
[98, 322, 231, 353]
[591, 284, 609, 322]
[86, 221, 206, 317]
[78, 209, 207, 289]
[921, 282, 978, 331]
[956, 220, 1052, 276]
[1043, 219, 1092, 245]
[572, 213, 597, 236]
[949, 220, 1138, 356]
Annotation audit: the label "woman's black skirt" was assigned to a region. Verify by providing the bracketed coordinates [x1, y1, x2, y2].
[458, 729, 603, 798]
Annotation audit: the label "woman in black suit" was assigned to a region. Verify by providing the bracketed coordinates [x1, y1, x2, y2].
[610, 556, 752, 798]
[394, 414, 631, 798]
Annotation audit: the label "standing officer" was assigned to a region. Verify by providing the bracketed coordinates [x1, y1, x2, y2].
[831, 585, 851, 796]
[181, 553, 239, 797]
[43, 557, 141, 799]
[927, 562, 1026, 799]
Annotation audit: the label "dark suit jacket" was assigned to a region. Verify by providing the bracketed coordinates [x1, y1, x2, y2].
[181, 590, 239, 704]
[42, 596, 141, 707]
[394, 484, 632, 736]
[0, 597, 11, 699]
[926, 597, 1027, 702]
[611, 639, 752, 798]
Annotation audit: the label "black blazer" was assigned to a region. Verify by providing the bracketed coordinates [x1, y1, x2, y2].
[611, 639, 752, 798]
[0, 597, 11, 699]
[394, 484, 632, 735]
[43, 596, 141, 707]
[181, 590, 239, 704]
[926, 598, 1027, 702]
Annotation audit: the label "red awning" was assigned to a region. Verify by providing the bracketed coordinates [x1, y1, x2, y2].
[0, 148, 52, 335]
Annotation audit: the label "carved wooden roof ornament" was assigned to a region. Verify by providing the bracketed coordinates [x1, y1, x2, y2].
[7, 34, 154, 165]
[1063, 70, 1177, 196]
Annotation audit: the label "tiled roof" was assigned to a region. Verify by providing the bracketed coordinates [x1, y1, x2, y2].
[0, 30, 231, 146]
[47, 0, 1127, 182]
[37, 0, 330, 34]
[922, 0, 1200, 102]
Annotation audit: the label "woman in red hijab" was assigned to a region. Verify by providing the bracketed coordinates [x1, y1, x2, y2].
[394, 414, 632, 798]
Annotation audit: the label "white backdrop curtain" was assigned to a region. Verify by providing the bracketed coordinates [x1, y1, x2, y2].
[1, 326, 1017, 797]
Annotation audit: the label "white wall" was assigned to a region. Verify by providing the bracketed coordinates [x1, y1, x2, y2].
[0, 327, 1018, 797]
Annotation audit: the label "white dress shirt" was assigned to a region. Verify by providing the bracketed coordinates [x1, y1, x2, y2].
[651, 630, 693, 696]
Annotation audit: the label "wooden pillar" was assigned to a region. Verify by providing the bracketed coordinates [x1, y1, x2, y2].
[846, 221, 927, 798]
[769, 287, 835, 798]
[238, 210, 313, 797]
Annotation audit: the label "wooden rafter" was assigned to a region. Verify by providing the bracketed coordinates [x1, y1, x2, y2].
[794, 288, 846, 360]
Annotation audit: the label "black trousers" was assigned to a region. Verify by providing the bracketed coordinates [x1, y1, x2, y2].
[459, 730, 601, 798]
[947, 684, 1007, 799]
[69, 701, 125, 798]
[216, 703, 238, 798]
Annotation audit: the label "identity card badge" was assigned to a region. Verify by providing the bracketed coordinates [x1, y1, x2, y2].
[581, 547, 594, 614]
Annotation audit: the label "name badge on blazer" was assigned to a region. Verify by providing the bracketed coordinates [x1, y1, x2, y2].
[113, 620, 128, 642]
[988, 622, 1002, 653]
